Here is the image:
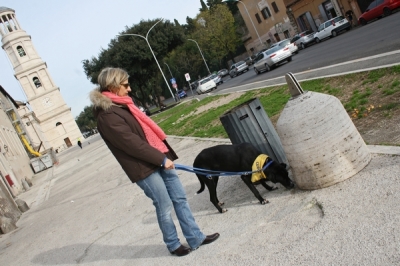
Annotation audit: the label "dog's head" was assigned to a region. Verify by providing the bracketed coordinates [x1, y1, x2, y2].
[265, 161, 295, 189]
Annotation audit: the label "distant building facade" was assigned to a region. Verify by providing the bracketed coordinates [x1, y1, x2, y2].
[235, 0, 298, 53]
[234, 0, 362, 54]
[0, 85, 34, 196]
[283, 0, 362, 33]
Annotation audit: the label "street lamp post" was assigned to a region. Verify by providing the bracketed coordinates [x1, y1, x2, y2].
[164, 62, 180, 102]
[164, 62, 173, 78]
[117, 19, 177, 102]
[222, 0, 264, 48]
[187, 39, 211, 75]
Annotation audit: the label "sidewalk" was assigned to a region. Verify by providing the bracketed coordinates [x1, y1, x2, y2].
[1, 135, 400, 265]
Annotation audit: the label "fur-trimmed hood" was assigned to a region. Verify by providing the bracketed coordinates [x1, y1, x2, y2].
[89, 88, 113, 110]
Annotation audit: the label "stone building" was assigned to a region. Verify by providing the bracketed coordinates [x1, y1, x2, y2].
[0, 85, 34, 234]
[233, 0, 298, 53]
[0, 85, 34, 196]
[232, 0, 362, 54]
[283, 0, 362, 32]
[0, 6, 83, 152]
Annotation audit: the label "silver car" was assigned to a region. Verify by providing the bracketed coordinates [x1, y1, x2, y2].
[291, 30, 315, 49]
[209, 73, 223, 85]
[229, 61, 249, 78]
[253, 46, 292, 74]
[270, 39, 298, 54]
[217, 69, 228, 77]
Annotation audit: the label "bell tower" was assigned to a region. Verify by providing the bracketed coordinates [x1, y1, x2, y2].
[0, 7, 82, 151]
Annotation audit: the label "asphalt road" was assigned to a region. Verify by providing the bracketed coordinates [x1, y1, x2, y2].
[169, 12, 400, 101]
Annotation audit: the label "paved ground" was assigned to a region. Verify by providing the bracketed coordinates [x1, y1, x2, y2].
[1, 135, 400, 266]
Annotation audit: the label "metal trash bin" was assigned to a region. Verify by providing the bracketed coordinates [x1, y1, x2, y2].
[219, 98, 288, 164]
[30, 153, 53, 173]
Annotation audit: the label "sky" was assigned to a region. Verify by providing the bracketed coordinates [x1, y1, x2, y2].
[0, 0, 202, 117]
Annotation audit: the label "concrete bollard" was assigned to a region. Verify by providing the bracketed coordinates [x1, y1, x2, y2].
[15, 198, 29, 212]
[276, 73, 371, 190]
[21, 178, 30, 191]
[0, 216, 18, 234]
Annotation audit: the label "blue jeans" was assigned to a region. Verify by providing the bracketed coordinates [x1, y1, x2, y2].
[136, 168, 206, 251]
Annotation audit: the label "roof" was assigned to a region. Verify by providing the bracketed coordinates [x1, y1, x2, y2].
[0, 85, 20, 108]
[0, 7, 15, 13]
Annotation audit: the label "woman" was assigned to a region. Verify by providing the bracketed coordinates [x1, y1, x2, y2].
[89, 67, 219, 257]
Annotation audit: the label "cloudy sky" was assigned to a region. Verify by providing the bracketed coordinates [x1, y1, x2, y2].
[0, 0, 202, 117]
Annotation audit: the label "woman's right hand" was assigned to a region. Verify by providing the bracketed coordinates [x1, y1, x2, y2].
[164, 158, 175, 170]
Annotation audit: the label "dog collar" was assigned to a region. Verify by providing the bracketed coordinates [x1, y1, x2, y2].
[251, 154, 269, 183]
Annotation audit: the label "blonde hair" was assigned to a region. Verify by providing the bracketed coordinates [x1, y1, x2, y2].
[97, 67, 129, 93]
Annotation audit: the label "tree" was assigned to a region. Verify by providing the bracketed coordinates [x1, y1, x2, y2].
[207, 0, 223, 9]
[200, 0, 208, 12]
[82, 19, 186, 107]
[183, 17, 197, 35]
[75, 105, 97, 132]
[192, 5, 242, 69]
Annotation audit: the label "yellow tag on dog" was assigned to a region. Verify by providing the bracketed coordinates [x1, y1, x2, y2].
[251, 154, 268, 183]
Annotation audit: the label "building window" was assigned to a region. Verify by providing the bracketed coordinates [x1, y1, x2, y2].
[56, 122, 67, 136]
[274, 33, 281, 42]
[261, 7, 271, 19]
[17, 46, 26, 57]
[271, 2, 279, 13]
[33, 77, 42, 88]
[255, 13, 262, 23]
[284, 30, 290, 38]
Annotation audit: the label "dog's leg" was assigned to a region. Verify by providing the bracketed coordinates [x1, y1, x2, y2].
[260, 180, 278, 191]
[240, 175, 269, 205]
[204, 177, 226, 213]
[214, 176, 224, 206]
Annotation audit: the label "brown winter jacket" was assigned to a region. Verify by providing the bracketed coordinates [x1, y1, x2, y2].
[89, 89, 178, 183]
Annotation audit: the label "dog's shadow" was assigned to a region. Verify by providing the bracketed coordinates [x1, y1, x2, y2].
[31, 243, 169, 264]
[184, 174, 295, 214]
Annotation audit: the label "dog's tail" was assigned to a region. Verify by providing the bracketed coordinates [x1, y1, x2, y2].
[195, 175, 205, 195]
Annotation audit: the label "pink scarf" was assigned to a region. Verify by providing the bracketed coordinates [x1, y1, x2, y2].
[102, 92, 168, 153]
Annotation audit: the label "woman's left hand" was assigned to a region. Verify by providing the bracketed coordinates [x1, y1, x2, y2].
[164, 158, 175, 170]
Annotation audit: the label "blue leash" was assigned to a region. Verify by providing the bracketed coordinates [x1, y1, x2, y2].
[175, 160, 273, 179]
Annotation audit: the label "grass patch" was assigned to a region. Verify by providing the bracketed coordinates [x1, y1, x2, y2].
[151, 66, 399, 138]
[344, 88, 372, 111]
[366, 68, 386, 83]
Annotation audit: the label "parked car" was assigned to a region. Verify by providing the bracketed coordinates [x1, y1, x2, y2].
[177, 89, 187, 98]
[196, 77, 217, 94]
[253, 45, 292, 74]
[270, 39, 299, 54]
[229, 61, 249, 78]
[190, 80, 200, 90]
[244, 56, 256, 66]
[209, 73, 223, 85]
[217, 69, 229, 77]
[358, 0, 400, 25]
[291, 30, 315, 49]
[314, 16, 351, 43]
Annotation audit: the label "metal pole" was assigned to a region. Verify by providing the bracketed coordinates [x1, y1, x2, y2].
[164, 62, 173, 78]
[187, 39, 211, 75]
[222, 0, 264, 48]
[117, 19, 177, 102]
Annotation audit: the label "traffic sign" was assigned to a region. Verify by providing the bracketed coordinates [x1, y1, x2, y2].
[172, 83, 178, 89]
[185, 73, 191, 81]
[170, 78, 176, 84]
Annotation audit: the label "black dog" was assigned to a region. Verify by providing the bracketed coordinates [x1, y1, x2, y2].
[193, 143, 295, 213]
